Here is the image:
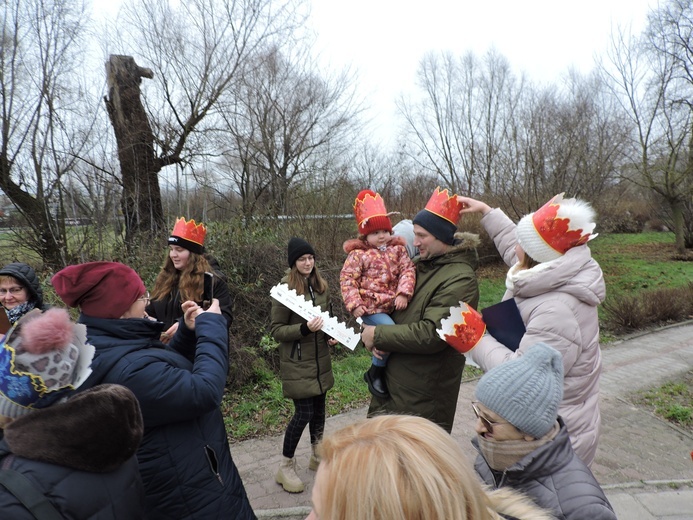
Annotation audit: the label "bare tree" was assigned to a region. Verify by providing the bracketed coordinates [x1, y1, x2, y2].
[398, 49, 521, 195]
[104, 55, 162, 244]
[216, 45, 361, 217]
[0, 0, 95, 268]
[514, 71, 628, 210]
[603, 0, 693, 252]
[102, 0, 306, 240]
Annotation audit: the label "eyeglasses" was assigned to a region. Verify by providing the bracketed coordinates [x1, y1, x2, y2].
[0, 286, 25, 296]
[472, 402, 508, 434]
[138, 291, 150, 304]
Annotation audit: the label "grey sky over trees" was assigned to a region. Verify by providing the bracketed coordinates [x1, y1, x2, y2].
[1, 0, 691, 268]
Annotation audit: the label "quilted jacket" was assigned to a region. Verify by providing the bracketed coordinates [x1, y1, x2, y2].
[474, 418, 616, 520]
[77, 313, 255, 520]
[468, 208, 606, 466]
[340, 236, 416, 315]
[367, 233, 480, 433]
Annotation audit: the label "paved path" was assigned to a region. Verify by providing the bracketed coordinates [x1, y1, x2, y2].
[231, 322, 693, 519]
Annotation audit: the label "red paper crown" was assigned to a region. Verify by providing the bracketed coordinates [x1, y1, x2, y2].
[532, 194, 592, 255]
[424, 187, 463, 225]
[171, 217, 207, 246]
[437, 302, 486, 354]
[354, 190, 389, 231]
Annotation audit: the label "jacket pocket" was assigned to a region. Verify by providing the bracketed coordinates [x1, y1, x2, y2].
[290, 340, 302, 360]
[204, 445, 224, 486]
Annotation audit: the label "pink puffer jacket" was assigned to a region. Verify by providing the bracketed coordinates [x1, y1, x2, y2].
[468, 208, 606, 467]
[340, 236, 416, 315]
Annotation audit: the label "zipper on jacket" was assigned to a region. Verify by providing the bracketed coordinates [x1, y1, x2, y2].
[308, 281, 323, 394]
[204, 445, 224, 486]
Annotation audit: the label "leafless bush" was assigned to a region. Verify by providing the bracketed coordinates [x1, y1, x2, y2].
[596, 198, 652, 234]
[603, 283, 693, 333]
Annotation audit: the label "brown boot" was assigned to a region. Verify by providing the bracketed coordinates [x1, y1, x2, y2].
[275, 456, 304, 493]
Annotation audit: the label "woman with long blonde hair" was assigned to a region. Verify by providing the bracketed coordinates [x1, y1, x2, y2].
[307, 415, 554, 520]
[148, 217, 233, 342]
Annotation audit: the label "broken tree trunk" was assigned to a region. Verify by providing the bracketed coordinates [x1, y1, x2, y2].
[104, 54, 165, 246]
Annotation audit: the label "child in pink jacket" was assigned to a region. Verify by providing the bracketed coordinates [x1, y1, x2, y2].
[340, 190, 416, 399]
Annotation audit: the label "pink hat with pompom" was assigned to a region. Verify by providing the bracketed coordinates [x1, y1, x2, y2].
[0, 308, 94, 419]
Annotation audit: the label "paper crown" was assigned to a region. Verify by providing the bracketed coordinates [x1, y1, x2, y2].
[437, 302, 486, 354]
[353, 190, 392, 235]
[423, 187, 463, 225]
[168, 217, 207, 254]
[0, 311, 94, 419]
[517, 193, 597, 263]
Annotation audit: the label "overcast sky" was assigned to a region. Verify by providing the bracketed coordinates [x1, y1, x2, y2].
[307, 0, 656, 144]
[94, 0, 657, 146]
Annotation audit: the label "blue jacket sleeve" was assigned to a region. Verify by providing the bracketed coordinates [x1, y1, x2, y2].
[166, 317, 197, 361]
[109, 313, 229, 428]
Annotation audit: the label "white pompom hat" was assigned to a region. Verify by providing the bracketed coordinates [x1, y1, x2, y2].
[516, 193, 598, 263]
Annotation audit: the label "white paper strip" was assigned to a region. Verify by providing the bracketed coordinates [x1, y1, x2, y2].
[270, 283, 361, 350]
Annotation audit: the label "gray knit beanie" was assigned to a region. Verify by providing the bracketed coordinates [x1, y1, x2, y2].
[475, 342, 563, 438]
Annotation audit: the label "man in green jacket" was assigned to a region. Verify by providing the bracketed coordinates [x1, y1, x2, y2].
[361, 188, 479, 433]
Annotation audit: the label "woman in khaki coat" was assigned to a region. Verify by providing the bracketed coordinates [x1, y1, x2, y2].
[271, 238, 335, 494]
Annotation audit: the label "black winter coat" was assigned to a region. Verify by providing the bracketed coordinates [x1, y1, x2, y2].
[0, 384, 145, 519]
[474, 418, 616, 520]
[146, 272, 233, 330]
[79, 313, 255, 520]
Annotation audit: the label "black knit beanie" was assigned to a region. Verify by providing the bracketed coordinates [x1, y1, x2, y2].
[287, 237, 316, 267]
[413, 209, 457, 245]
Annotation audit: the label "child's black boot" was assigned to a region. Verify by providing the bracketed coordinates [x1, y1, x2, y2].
[364, 364, 389, 399]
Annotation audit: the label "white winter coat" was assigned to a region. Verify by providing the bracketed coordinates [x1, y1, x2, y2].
[468, 208, 606, 466]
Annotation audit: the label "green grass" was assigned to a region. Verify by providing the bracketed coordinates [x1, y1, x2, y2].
[590, 232, 692, 294]
[224, 231, 692, 441]
[631, 372, 693, 432]
[223, 347, 484, 442]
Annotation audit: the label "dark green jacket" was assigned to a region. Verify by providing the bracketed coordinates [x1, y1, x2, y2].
[271, 275, 334, 399]
[368, 233, 480, 432]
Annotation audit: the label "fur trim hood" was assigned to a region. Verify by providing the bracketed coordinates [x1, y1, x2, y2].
[342, 235, 407, 254]
[449, 232, 481, 252]
[3, 384, 143, 473]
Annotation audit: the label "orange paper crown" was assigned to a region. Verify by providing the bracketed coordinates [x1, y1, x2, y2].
[354, 190, 387, 228]
[171, 217, 207, 247]
[531, 194, 593, 255]
[353, 190, 392, 234]
[424, 187, 463, 225]
[437, 302, 486, 354]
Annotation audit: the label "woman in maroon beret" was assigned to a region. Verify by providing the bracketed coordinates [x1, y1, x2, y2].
[51, 261, 255, 520]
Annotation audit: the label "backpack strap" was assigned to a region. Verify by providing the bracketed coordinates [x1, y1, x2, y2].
[0, 466, 63, 520]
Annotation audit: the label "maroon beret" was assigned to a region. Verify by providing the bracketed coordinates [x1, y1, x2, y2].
[51, 261, 146, 319]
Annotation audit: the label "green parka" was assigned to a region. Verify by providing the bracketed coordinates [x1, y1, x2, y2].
[367, 232, 480, 432]
[271, 275, 335, 399]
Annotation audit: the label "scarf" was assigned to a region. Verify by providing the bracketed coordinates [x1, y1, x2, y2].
[6, 301, 36, 324]
[477, 421, 560, 471]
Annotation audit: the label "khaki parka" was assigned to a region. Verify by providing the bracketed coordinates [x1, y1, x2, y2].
[367, 232, 480, 432]
[271, 275, 334, 399]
